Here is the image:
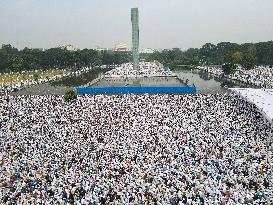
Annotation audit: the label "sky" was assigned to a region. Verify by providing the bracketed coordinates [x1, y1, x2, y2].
[0, 0, 273, 50]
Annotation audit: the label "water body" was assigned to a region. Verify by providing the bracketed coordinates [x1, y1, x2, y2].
[11, 67, 252, 95]
[94, 76, 184, 87]
[174, 68, 252, 94]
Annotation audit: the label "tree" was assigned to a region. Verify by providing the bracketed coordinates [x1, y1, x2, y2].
[0, 41, 273, 73]
[222, 63, 237, 75]
[0, 50, 8, 73]
[231, 51, 243, 64]
[1, 44, 18, 55]
[256, 41, 273, 66]
[242, 53, 256, 70]
[224, 51, 243, 65]
[64, 89, 77, 101]
[216, 42, 240, 64]
[200, 43, 217, 64]
[7, 55, 24, 72]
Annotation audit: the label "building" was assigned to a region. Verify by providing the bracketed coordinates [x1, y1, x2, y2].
[131, 8, 139, 70]
[114, 43, 128, 52]
[60, 44, 77, 51]
[142, 48, 155, 54]
[95, 47, 113, 52]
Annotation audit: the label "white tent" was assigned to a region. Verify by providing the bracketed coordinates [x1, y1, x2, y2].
[230, 88, 273, 124]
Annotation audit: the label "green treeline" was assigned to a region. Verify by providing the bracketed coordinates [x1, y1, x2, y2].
[0, 45, 131, 73]
[144, 41, 273, 69]
[1, 41, 273, 73]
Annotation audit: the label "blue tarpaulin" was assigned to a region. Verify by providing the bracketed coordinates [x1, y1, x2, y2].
[76, 86, 196, 94]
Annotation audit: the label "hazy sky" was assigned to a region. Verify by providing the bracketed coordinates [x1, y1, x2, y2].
[0, 0, 273, 50]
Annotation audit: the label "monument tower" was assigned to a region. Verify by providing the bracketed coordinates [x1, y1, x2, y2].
[131, 8, 139, 70]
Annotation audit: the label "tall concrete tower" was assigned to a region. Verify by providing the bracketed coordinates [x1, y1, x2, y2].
[131, 8, 139, 70]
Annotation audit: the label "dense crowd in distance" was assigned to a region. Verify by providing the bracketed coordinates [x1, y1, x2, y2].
[197, 66, 273, 88]
[1, 93, 272, 204]
[105, 62, 172, 77]
[0, 67, 93, 95]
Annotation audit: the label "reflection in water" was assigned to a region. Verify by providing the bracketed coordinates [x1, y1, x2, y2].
[174, 67, 252, 94]
[51, 67, 110, 87]
[198, 71, 214, 81]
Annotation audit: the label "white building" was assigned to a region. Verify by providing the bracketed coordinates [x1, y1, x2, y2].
[142, 48, 155, 54]
[114, 43, 128, 52]
[95, 47, 113, 52]
[60, 44, 77, 51]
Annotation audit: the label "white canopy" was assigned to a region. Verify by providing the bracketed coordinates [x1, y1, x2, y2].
[230, 88, 273, 124]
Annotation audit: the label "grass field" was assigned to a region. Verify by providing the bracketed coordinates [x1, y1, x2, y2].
[0, 69, 71, 86]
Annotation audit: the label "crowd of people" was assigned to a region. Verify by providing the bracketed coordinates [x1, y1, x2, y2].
[105, 62, 172, 77]
[1, 93, 272, 204]
[0, 67, 93, 95]
[197, 66, 273, 88]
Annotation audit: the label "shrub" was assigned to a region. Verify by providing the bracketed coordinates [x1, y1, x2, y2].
[64, 89, 77, 101]
[33, 73, 40, 81]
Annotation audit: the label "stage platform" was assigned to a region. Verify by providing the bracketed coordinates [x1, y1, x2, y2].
[76, 86, 196, 94]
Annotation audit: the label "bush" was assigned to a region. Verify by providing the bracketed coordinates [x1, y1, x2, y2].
[64, 89, 77, 101]
[33, 73, 40, 81]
